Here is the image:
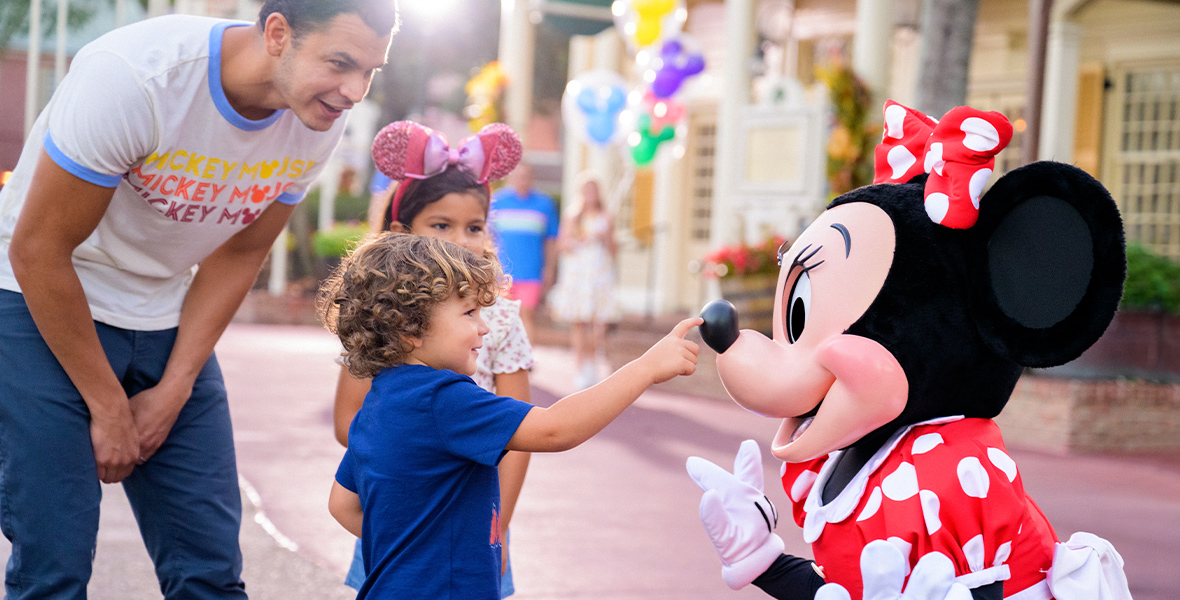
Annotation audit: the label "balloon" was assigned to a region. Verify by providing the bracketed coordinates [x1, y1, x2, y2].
[629, 113, 677, 167]
[612, 0, 687, 53]
[562, 70, 629, 147]
[640, 90, 685, 132]
[647, 37, 706, 99]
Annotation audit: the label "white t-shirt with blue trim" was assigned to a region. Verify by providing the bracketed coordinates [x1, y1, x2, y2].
[0, 15, 345, 330]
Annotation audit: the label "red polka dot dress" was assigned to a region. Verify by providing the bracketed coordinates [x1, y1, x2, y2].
[782, 417, 1059, 599]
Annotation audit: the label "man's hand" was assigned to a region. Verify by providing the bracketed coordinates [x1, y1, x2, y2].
[638, 317, 702, 384]
[129, 381, 189, 462]
[90, 399, 141, 483]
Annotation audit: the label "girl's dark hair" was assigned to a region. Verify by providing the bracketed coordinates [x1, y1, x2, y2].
[389, 166, 490, 231]
[257, 0, 400, 39]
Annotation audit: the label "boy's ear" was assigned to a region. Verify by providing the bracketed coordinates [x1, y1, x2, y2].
[966, 162, 1126, 368]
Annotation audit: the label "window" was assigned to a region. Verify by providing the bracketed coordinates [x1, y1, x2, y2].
[1106, 64, 1180, 259]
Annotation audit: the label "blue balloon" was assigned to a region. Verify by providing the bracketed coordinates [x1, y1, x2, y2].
[577, 86, 627, 145]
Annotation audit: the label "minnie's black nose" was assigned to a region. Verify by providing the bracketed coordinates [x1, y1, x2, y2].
[699, 300, 740, 353]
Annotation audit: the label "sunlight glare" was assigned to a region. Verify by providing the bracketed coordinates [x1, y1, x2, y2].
[400, 0, 462, 25]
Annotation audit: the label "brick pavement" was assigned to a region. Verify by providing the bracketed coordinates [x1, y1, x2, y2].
[2, 323, 1177, 599]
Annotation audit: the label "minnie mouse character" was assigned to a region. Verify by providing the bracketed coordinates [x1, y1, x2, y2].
[687, 101, 1133, 600]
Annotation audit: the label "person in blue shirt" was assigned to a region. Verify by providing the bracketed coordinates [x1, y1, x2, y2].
[489, 164, 560, 338]
[321, 233, 700, 600]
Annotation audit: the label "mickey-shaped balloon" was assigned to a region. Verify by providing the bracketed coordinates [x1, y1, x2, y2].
[688, 101, 1134, 600]
[632, 0, 676, 47]
[562, 70, 628, 147]
[578, 86, 627, 145]
[649, 38, 705, 99]
[630, 113, 677, 167]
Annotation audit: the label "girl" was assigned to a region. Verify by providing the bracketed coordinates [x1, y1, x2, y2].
[548, 173, 620, 389]
[333, 121, 532, 597]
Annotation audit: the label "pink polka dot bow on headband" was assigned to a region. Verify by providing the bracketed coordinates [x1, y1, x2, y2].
[873, 100, 1014, 229]
[372, 121, 523, 221]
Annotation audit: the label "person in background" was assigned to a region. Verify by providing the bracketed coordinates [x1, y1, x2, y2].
[489, 163, 560, 340]
[0, 0, 396, 597]
[334, 120, 533, 597]
[548, 173, 620, 389]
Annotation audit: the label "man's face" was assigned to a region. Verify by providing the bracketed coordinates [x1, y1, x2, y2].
[273, 13, 392, 131]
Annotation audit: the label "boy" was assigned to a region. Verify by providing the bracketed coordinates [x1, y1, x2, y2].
[321, 233, 700, 599]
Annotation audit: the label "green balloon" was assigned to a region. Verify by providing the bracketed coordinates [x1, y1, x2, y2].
[631, 114, 677, 167]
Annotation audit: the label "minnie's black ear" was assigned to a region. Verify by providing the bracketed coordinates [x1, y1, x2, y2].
[967, 162, 1125, 367]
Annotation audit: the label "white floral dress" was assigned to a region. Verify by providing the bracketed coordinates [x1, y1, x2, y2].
[548, 213, 620, 324]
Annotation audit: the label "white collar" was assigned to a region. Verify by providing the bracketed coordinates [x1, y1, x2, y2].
[800, 416, 964, 543]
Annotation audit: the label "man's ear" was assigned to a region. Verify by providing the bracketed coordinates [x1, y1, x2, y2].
[966, 162, 1125, 367]
[263, 12, 294, 58]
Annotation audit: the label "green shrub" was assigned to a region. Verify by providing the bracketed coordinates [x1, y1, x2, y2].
[1122, 244, 1180, 313]
[312, 223, 370, 258]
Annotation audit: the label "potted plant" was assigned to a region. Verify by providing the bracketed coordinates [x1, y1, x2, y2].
[703, 235, 788, 335]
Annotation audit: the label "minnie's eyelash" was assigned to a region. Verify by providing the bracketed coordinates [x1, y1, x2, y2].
[782, 243, 824, 273]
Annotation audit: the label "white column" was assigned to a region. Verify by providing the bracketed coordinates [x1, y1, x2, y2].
[268, 227, 288, 296]
[499, 0, 535, 147]
[115, 0, 127, 27]
[586, 29, 622, 192]
[1039, 20, 1082, 162]
[709, 0, 756, 247]
[650, 141, 685, 313]
[853, 0, 893, 111]
[562, 35, 594, 215]
[54, 0, 68, 85]
[236, 0, 255, 21]
[25, 0, 43, 138]
[318, 159, 342, 232]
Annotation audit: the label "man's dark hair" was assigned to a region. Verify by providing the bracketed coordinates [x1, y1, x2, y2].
[257, 0, 400, 38]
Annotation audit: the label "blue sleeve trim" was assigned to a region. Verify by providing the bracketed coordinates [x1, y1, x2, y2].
[274, 191, 303, 206]
[43, 132, 123, 188]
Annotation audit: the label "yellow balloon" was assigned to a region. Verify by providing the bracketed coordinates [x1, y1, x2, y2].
[632, 0, 674, 47]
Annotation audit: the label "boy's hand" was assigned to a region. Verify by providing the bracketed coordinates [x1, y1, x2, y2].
[640, 317, 703, 384]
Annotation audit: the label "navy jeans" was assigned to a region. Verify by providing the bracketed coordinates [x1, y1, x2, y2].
[0, 290, 246, 599]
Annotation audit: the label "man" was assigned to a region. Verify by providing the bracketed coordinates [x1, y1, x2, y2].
[489, 163, 560, 339]
[0, 1, 395, 597]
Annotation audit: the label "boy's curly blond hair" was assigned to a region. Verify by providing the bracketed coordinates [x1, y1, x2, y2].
[317, 233, 504, 378]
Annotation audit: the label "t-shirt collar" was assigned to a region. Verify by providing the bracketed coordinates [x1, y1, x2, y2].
[208, 21, 284, 131]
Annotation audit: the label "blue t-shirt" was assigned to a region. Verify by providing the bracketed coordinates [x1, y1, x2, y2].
[489, 188, 560, 282]
[335, 364, 534, 600]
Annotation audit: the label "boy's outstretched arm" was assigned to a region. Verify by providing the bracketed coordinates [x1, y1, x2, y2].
[506, 317, 702, 453]
[329, 481, 363, 538]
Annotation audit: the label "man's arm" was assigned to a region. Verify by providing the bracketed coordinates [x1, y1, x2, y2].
[128, 200, 295, 459]
[8, 150, 139, 484]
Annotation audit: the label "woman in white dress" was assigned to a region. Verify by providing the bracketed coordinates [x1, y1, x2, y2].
[548, 174, 620, 388]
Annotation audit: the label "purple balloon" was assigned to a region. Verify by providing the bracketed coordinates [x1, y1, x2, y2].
[651, 39, 705, 99]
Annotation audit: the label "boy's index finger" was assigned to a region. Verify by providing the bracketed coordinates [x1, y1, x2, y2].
[670, 317, 705, 339]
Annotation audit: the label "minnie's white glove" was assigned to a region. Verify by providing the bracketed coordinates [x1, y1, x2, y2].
[814, 540, 974, 600]
[686, 440, 785, 590]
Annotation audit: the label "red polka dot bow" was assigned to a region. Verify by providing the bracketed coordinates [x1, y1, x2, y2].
[372, 121, 522, 222]
[873, 100, 1014, 229]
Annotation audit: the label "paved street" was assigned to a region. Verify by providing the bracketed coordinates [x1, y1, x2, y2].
[2, 323, 1179, 598]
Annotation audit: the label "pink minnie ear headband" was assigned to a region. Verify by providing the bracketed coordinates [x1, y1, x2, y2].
[873, 100, 1014, 229]
[372, 121, 523, 223]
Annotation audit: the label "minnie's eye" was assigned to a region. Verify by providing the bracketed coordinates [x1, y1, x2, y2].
[785, 272, 811, 344]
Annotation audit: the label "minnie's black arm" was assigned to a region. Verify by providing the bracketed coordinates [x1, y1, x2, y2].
[751, 554, 825, 599]
[750, 555, 1003, 600]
